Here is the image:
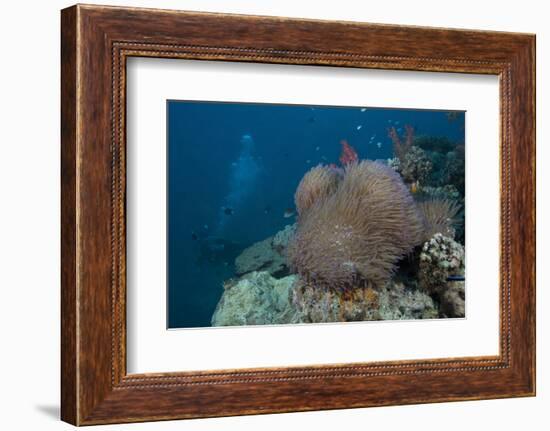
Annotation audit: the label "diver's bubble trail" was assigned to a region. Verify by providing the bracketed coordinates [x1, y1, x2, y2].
[213, 133, 261, 239]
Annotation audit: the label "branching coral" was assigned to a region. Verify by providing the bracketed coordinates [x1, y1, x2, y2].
[294, 164, 342, 216]
[417, 198, 462, 240]
[287, 160, 425, 290]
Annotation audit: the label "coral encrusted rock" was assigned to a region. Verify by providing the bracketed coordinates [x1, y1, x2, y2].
[292, 281, 438, 323]
[234, 224, 296, 277]
[272, 224, 297, 252]
[439, 281, 465, 318]
[418, 233, 465, 295]
[211, 272, 300, 326]
[398, 145, 433, 185]
[417, 184, 461, 201]
[388, 146, 432, 186]
[291, 283, 381, 322]
[211, 272, 438, 326]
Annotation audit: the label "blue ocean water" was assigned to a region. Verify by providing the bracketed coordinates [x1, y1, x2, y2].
[167, 101, 465, 329]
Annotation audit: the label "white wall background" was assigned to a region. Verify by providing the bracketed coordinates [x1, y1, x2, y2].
[0, 0, 546, 429]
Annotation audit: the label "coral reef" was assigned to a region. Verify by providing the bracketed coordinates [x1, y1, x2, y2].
[412, 135, 465, 196]
[388, 146, 433, 185]
[272, 224, 297, 252]
[292, 281, 438, 322]
[377, 281, 439, 320]
[442, 144, 465, 196]
[417, 198, 462, 240]
[401, 146, 433, 184]
[439, 281, 465, 318]
[211, 272, 300, 326]
[415, 135, 456, 154]
[211, 271, 438, 326]
[234, 224, 296, 277]
[416, 184, 461, 201]
[387, 126, 433, 185]
[418, 233, 465, 296]
[235, 236, 287, 277]
[294, 165, 342, 216]
[288, 160, 425, 289]
[213, 124, 468, 326]
[292, 283, 381, 322]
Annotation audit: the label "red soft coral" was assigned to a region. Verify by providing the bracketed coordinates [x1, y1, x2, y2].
[388, 124, 414, 160]
[339, 139, 358, 166]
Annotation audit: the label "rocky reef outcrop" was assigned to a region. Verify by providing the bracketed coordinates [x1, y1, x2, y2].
[388, 146, 433, 185]
[439, 281, 465, 318]
[234, 224, 296, 277]
[293, 280, 438, 323]
[418, 233, 465, 317]
[212, 270, 438, 326]
[211, 271, 300, 326]
[418, 233, 464, 293]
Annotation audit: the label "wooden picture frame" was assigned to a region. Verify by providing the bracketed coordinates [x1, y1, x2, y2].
[61, 4, 536, 425]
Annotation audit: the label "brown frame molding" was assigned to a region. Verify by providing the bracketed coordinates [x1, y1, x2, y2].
[61, 4, 535, 425]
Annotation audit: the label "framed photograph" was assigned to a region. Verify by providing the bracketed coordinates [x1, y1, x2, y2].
[61, 4, 535, 425]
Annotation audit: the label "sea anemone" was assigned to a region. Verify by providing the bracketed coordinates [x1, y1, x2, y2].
[294, 164, 342, 216]
[287, 160, 425, 290]
[417, 198, 462, 240]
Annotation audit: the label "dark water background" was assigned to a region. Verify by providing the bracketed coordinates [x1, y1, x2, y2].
[167, 100, 465, 329]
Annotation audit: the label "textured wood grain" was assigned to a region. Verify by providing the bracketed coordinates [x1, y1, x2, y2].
[61, 4, 535, 426]
[60, 6, 78, 425]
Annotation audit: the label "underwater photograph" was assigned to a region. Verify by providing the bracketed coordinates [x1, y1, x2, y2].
[167, 100, 465, 329]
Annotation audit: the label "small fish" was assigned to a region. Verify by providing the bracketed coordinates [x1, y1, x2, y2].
[394, 121, 400, 125]
[360, 108, 367, 112]
[410, 181, 419, 194]
[263, 205, 272, 214]
[356, 125, 362, 130]
[231, 162, 237, 167]
[203, 224, 209, 230]
[308, 116, 316, 124]
[376, 142, 382, 149]
[283, 208, 296, 218]
[447, 274, 465, 281]
[306, 159, 311, 164]
[223, 207, 234, 216]
[315, 146, 320, 151]
[191, 232, 198, 241]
